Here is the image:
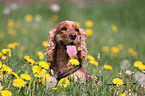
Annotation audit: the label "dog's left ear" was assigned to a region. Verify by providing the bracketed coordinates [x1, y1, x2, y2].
[78, 28, 88, 64]
[46, 28, 57, 62]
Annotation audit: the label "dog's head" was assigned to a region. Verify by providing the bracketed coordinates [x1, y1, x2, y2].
[46, 21, 87, 62]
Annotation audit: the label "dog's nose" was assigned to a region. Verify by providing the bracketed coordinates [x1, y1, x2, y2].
[69, 33, 77, 40]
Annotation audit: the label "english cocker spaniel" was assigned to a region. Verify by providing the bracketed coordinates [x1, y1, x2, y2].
[46, 21, 88, 81]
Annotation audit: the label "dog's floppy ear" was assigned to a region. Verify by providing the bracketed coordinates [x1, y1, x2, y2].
[78, 28, 88, 63]
[46, 28, 57, 62]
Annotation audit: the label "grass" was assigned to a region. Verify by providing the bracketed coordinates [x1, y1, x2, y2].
[0, 0, 145, 95]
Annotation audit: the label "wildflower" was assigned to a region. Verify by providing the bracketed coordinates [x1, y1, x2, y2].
[0, 61, 2, 68]
[111, 24, 118, 32]
[125, 70, 132, 76]
[24, 56, 30, 61]
[0, 52, 3, 57]
[120, 60, 130, 70]
[8, 72, 19, 78]
[46, 77, 57, 87]
[120, 92, 126, 96]
[35, 14, 42, 22]
[8, 52, 11, 57]
[58, 78, 69, 88]
[69, 59, 80, 66]
[87, 55, 95, 61]
[13, 78, 26, 88]
[7, 43, 15, 49]
[32, 65, 41, 74]
[75, 21, 80, 27]
[0, 75, 4, 79]
[37, 51, 44, 60]
[85, 20, 93, 27]
[20, 74, 31, 81]
[112, 78, 123, 85]
[3, 7, 11, 15]
[89, 60, 98, 66]
[7, 19, 14, 28]
[52, 87, 57, 90]
[2, 64, 12, 73]
[1, 90, 12, 96]
[134, 71, 145, 82]
[134, 61, 143, 68]
[129, 89, 131, 93]
[10, 3, 18, 10]
[34, 69, 46, 78]
[27, 58, 35, 64]
[85, 29, 93, 37]
[104, 65, 112, 70]
[51, 15, 59, 22]
[111, 47, 119, 54]
[25, 14, 33, 22]
[2, 49, 11, 54]
[102, 46, 109, 52]
[50, 4, 60, 12]
[42, 74, 51, 84]
[39, 61, 50, 69]
[42, 41, 47, 47]
[128, 48, 137, 56]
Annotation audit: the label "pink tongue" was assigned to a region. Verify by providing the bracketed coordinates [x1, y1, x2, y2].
[67, 45, 77, 58]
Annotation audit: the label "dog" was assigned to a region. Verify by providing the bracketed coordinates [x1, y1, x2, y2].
[46, 21, 88, 81]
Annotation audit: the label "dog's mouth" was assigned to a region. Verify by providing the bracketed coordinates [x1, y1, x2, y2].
[61, 42, 77, 58]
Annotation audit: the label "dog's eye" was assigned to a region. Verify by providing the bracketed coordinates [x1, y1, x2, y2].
[75, 28, 79, 32]
[61, 27, 67, 30]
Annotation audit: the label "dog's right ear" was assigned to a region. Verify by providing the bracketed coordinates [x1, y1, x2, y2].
[46, 28, 57, 62]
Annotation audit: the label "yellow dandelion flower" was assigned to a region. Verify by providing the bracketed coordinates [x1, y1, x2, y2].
[0, 61, 2, 68]
[8, 72, 19, 78]
[102, 46, 110, 52]
[34, 69, 46, 78]
[0, 52, 3, 57]
[39, 61, 50, 69]
[20, 74, 31, 81]
[42, 74, 51, 84]
[89, 60, 98, 66]
[7, 44, 15, 49]
[2, 64, 12, 73]
[85, 29, 93, 37]
[104, 65, 113, 70]
[8, 52, 11, 57]
[37, 51, 44, 60]
[111, 47, 119, 54]
[32, 65, 41, 74]
[87, 55, 95, 61]
[129, 89, 131, 93]
[128, 48, 137, 56]
[75, 21, 80, 27]
[13, 78, 26, 88]
[111, 24, 118, 32]
[69, 59, 80, 66]
[120, 92, 126, 96]
[0, 74, 4, 79]
[138, 64, 145, 70]
[134, 61, 143, 68]
[2, 49, 11, 54]
[52, 87, 57, 90]
[1, 90, 12, 96]
[7, 19, 14, 28]
[24, 56, 30, 61]
[85, 20, 93, 27]
[58, 78, 69, 88]
[112, 78, 123, 85]
[25, 14, 33, 22]
[27, 58, 35, 64]
[42, 41, 47, 47]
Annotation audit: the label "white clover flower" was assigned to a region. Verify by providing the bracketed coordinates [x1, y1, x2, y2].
[125, 70, 132, 76]
[3, 7, 11, 15]
[10, 3, 18, 10]
[50, 4, 60, 12]
[46, 77, 57, 87]
[120, 60, 130, 70]
[135, 71, 145, 82]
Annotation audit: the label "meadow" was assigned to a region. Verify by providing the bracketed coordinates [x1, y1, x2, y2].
[0, 0, 145, 95]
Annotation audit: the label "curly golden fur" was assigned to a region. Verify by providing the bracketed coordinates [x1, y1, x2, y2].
[46, 21, 87, 81]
